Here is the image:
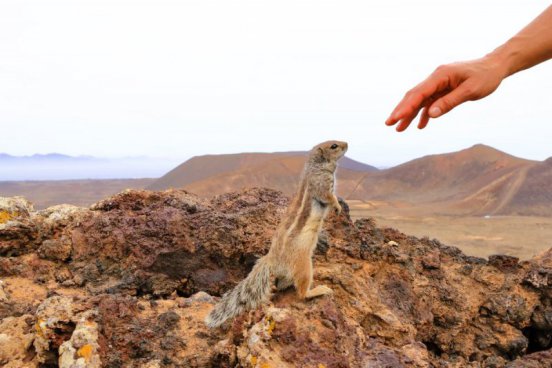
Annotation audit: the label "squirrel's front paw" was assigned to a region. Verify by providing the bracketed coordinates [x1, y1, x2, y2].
[334, 203, 342, 215]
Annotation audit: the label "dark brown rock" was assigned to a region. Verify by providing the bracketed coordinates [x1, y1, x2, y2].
[489, 254, 520, 271]
[37, 236, 72, 261]
[422, 251, 441, 270]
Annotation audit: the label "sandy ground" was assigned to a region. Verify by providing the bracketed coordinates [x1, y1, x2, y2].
[348, 200, 552, 260]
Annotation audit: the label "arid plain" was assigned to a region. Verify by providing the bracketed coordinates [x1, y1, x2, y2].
[348, 199, 552, 259]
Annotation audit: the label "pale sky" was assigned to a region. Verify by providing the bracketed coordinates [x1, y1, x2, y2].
[1, 0, 551, 168]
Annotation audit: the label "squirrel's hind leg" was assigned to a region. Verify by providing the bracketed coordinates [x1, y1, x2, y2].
[275, 276, 294, 291]
[293, 257, 333, 299]
[305, 285, 333, 298]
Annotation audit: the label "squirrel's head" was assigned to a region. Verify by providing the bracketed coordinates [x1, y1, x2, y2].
[311, 140, 348, 163]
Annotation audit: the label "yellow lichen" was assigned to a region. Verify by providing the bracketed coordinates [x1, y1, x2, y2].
[260, 363, 272, 368]
[250, 355, 258, 366]
[77, 344, 93, 362]
[265, 316, 276, 335]
[35, 319, 44, 337]
[318, 364, 327, 368]
[0, 210, 17, 224]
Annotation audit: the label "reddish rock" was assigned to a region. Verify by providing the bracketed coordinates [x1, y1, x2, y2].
[489, 254, 520, 271]
[0, 188, 551, 367]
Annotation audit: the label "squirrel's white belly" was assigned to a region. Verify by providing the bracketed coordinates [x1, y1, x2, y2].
[295, 203, 326, 250]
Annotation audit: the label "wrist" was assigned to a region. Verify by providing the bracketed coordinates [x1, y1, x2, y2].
[486, 39, 524, 79]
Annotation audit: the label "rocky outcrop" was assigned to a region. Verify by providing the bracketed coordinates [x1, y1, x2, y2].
[0, 196, 37, 257]
[0, 187, 551, 367]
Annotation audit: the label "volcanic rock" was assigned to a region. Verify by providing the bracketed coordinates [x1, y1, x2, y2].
[0, 187, 551, 367]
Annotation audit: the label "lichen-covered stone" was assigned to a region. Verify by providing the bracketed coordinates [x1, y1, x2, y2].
[59, 311, 101, 368]
[0, 197, 37, 256]
[0, 196, 34, 222]
[33, 204, 88, 229]
[34, 295, 77, 363]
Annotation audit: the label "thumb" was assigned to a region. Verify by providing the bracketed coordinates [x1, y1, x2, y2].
[428, 84, 473, 118]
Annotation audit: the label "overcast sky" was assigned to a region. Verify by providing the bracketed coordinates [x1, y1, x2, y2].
[1, 0, 551, 167]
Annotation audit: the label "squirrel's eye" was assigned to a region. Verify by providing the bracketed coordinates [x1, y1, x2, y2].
[330, 144, 338, 149]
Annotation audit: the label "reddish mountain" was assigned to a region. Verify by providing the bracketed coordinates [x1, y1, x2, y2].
[499, 157, 552, 216]
[148, 152, 377, 197]
[348, 144, 535, 202]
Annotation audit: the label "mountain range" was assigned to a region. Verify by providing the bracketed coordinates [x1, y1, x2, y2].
[147, 144, 552, 216]
[0, 153, 182, 180]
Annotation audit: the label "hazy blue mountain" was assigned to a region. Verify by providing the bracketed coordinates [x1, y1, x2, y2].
[0, 154, 182, 181]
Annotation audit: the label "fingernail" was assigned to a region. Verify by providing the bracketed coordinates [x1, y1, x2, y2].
[429, 107, 441, 118]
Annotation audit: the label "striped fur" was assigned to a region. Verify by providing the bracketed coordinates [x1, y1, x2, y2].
[205, 140, 348, 328]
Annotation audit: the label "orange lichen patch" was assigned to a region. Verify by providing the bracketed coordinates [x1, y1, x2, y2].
[266, 316, 276, 335]
[250, 355, 258, 366]
[35, 319, 45, 337]
[0, 210, 18, 224]
[260, 363, 272, 368]
[77, 344, 93, 362]
[318, 364, 327, 368]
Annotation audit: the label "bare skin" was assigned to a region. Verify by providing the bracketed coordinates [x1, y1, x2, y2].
[385, 5, 552, 132]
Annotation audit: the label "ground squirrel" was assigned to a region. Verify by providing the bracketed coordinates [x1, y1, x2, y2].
[205, 140, 348, 328]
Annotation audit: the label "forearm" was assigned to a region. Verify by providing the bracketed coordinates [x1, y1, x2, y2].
[488, 5, 552, 78]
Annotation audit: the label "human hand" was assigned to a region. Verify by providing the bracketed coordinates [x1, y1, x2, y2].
[385, 55, 507, 132]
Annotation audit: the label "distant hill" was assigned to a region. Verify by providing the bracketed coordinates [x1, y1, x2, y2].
[349, 144, 534, 199]
[499, 157, 552, 216]
[147, 152, 378, 196]
[148, 145, 552, 216]
[0, 153, 94, 161]
[347, 144, 552, 215]
[0, 153, 182, 180]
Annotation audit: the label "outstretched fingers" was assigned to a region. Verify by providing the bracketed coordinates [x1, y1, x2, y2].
[417, 106, 430, 129]
[385, 72, 448, 130]
[428, 82, 475, 118]
[395, 113, 418, 132]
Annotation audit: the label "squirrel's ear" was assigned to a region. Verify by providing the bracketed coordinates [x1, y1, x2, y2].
[316, 147, 328, 161]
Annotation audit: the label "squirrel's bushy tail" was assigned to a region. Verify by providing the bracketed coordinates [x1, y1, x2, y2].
[205, 257, 272, 328]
